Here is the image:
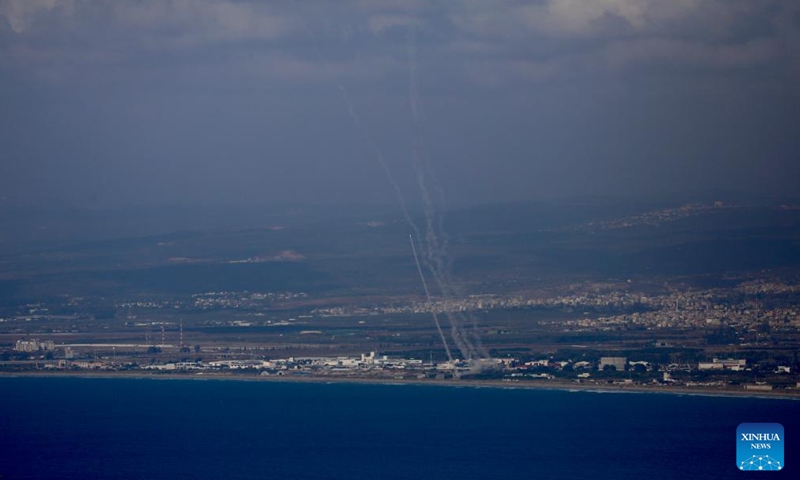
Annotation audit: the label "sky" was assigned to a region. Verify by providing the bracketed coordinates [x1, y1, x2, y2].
[1, 0, 799, 208]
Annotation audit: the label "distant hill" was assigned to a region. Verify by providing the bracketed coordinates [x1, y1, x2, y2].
[1, 199, 798, 302]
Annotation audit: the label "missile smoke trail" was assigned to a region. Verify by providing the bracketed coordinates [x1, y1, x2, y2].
[405, 23, 491, 368]
[406, 25, 469, 360]
[409, 234, 453, 364]
[334, 83, 416, 230]
[290, 1, 423, 243]
[292, 7, 491, 371]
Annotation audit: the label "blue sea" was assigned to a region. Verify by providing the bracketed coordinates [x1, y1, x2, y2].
[0, 377, 797, 479]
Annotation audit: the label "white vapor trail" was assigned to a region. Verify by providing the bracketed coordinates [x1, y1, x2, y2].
[410, 234, 453, 364]
[292, 5, 461, 361]
[293, 5, 491, 372]
[405, 23, 491, 369]
[291, 1, 421, 238]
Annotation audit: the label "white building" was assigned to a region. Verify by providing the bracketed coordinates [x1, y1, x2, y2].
[599, 357, 627, 371]
[698, 358, 747, 371]
[14, 339, 55, 352]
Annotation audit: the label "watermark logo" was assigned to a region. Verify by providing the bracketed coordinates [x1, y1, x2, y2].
[737, 423, 784, 471]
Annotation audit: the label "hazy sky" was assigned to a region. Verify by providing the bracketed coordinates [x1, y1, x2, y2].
[1, 0, 799, 207]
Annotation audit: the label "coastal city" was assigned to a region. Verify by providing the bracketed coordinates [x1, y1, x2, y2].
[2, 275, 799, 395]
[4, 340, 798, 394]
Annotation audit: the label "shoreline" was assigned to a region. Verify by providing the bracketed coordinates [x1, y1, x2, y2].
[2, 371, 799, 400]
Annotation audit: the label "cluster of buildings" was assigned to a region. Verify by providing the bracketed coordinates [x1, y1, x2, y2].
[34, 351, 478, 378]
[310, 279, 800, 342]
[4, 341, 796, 392]
[6, 277, 797, 349]
[578, 202, 732, 231]
[189, 291, 307, 310]
[13, 345, 769, 377]
[14, 339, 55, 352]
[116, 290, 309, 313]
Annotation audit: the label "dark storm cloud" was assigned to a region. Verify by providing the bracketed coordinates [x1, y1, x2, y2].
[1, 0, 798, 207]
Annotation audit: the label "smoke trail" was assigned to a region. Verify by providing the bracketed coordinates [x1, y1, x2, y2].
[410, 234, 453, 364]
[291, 5, 463, 364]
[292, 6, 491, 371]
[405, 23, 491, 369]
[335, 83, 415, 230]
[290, 2, 425, 241]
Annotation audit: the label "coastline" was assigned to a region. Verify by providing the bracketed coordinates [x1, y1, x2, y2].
[2, 370, 798, 401]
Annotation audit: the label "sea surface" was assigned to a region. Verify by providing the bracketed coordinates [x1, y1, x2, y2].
[0, 377, 797, 479]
